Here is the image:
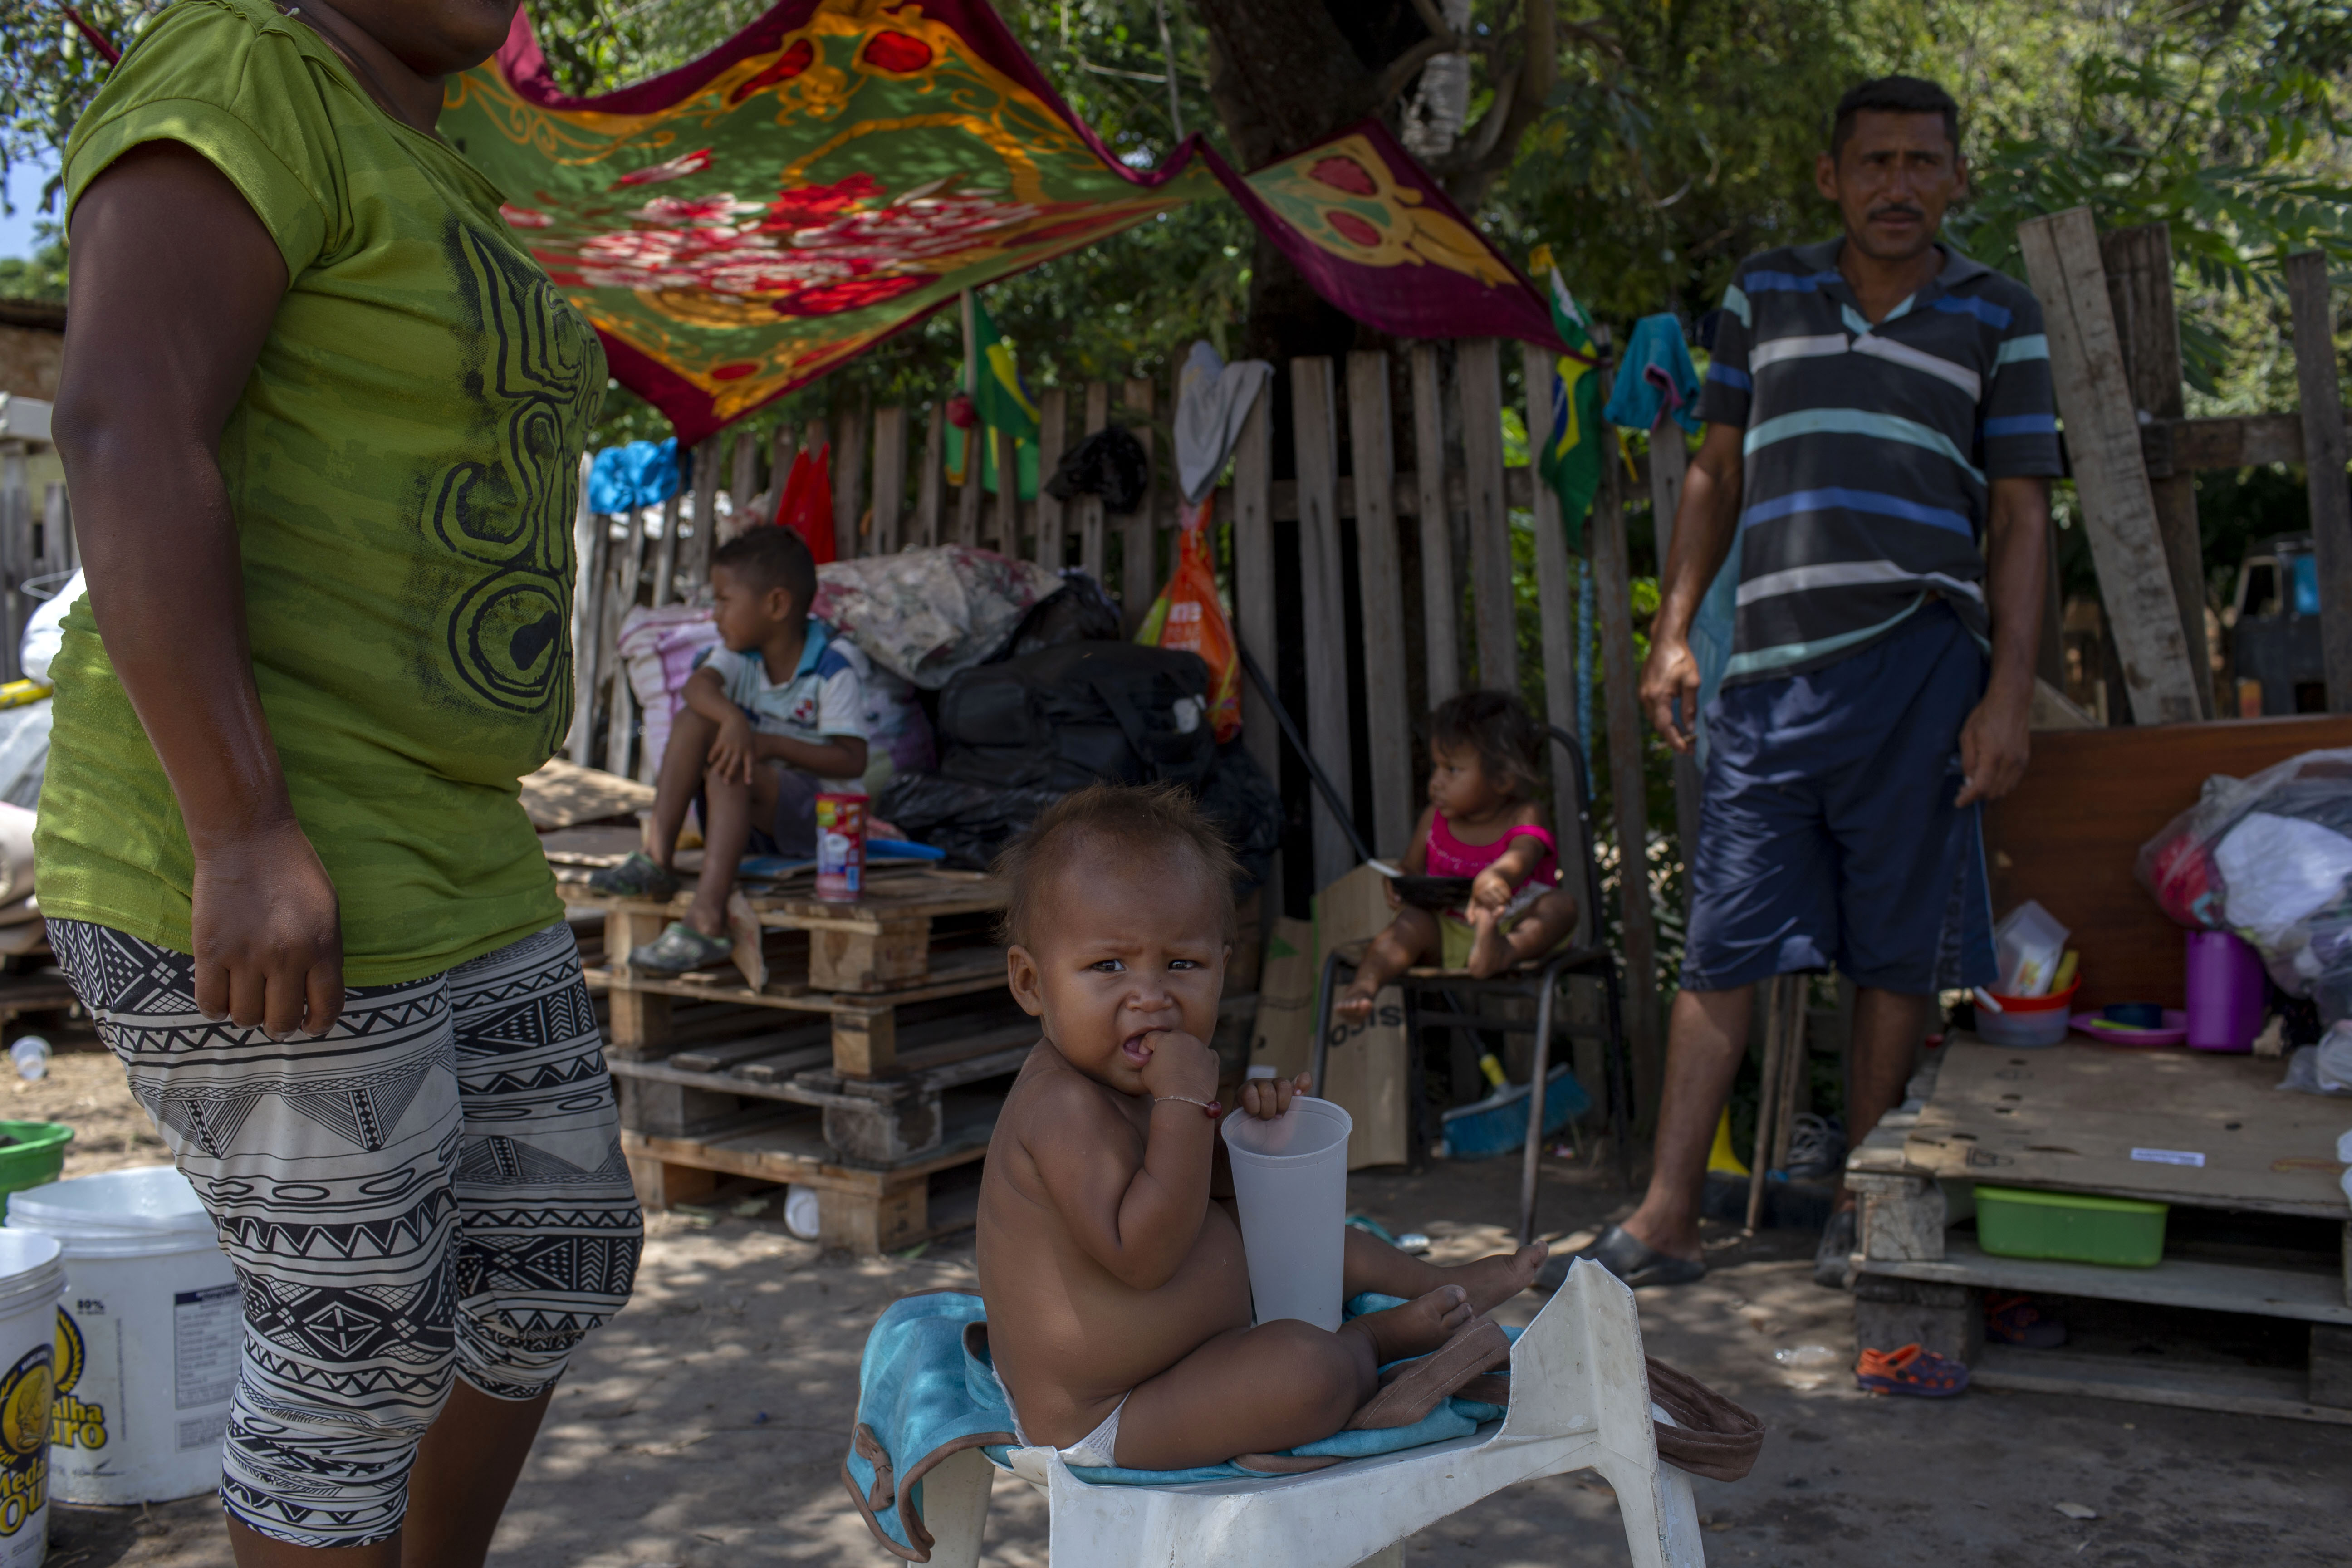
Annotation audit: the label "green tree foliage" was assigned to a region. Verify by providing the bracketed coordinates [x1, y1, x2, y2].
[0, 1, 169, 217]
[0, 220, 65, 299]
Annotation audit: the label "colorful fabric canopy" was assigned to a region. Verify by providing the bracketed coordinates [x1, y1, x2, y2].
[441, 0, 1562, 441]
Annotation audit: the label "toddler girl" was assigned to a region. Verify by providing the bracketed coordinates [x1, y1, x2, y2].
[1335, 690, 1580, 1021]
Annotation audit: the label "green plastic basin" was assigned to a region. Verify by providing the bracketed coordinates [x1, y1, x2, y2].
[1975, 1184, 2167, 1269]
[0, 1121, 74, 1216]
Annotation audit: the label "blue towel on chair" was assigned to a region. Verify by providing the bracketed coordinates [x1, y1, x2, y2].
[843, 1292, 1512, 1558]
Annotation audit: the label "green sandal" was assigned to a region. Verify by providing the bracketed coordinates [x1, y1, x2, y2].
[626, 921, 735, 975]
[589, 851, 681, 900]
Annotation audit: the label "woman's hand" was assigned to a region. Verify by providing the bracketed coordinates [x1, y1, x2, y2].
[191, 818, 344, 1037]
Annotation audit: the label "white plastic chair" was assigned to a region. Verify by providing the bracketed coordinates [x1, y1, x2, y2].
[917, 1259, 1705, 1568]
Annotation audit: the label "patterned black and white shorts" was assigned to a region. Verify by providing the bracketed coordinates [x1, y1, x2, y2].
[50, 919, 643, 1548]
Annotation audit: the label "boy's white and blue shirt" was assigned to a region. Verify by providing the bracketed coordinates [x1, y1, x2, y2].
[697, 619, 870, 793]
[1699, 239, 2062, 685]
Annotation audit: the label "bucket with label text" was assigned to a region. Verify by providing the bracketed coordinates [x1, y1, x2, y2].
[816, 793, 867, 903]
[0, 1229, 63, 1565]
[5, 1167, 238, 1505]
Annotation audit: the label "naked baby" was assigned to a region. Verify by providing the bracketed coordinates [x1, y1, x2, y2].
[976, 783, 1546, 1471]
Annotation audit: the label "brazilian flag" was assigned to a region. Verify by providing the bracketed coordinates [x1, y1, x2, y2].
[947, 295, 1043, 499]
[1531, 246, 1603, 551]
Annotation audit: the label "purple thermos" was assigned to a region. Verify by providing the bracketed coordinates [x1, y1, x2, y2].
[2184, 930, 2264, 1052]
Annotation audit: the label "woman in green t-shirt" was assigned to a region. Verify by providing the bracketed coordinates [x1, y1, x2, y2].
[46, 2, 639, 1563]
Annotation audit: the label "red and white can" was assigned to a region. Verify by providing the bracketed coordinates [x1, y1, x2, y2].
[815, 793, 867, 903]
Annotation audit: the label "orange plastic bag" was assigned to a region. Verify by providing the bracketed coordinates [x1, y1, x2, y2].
[1135, 497, 1240, 742]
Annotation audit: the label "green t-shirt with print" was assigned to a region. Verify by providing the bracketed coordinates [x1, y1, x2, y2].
[39, 0, 606, 985]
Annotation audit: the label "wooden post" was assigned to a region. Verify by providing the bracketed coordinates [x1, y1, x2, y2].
[1292, 357, 1355, 887]
[1523, 344, 1593, 941]
[658, 450, 705, 609]
[2018, 208, 2204, 725]
[1231, 382, 1279, 907]
[1410, 342, 1461, 704]
[2101, 223, 2211, 718]
[769, 422, 796, 525]
[1459, 338, 1517, 692]
[2288, 250, 2352, 713]
[1121, 378, 1156, 628]
[955, 422, 984, 547]
[914, 404, 943, 547]
[1592, 448, 1662, 1113]
[1035, 387, 1069, 569]
[870, 404, 906, 555]
[1078, 382, 1110, 579]
[833, 403, 867, 562]
[1347, 351, 1413, 857]
[1646, 418, 1704, 884]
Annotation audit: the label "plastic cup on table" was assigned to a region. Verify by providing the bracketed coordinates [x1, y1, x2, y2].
[1220, 1096, 1353, 1331]
[2183, 930, 2264, 1052]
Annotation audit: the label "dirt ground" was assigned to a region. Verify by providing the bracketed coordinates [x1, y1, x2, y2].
[16, 1033, 2352, 1568]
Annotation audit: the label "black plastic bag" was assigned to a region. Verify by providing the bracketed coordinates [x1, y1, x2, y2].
[1042, 426, 1149, 514]
[992, 571, 1122, 663]
[874, 774, 1065, 870]
[938, 641, 1214, 793]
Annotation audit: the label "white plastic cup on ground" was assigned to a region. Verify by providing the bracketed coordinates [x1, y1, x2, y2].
[6, 1039, 45, 1083]
[1220, 1096, 1353, 1331]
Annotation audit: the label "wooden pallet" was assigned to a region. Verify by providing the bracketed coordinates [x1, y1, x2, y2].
[623, 1092, 999, 1253]
[1847, 1038, 2352, 1421]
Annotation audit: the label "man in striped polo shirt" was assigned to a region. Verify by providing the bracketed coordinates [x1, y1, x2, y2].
[1566, 76, 2059, 1294]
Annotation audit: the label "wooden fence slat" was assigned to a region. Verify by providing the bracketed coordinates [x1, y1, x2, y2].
[565, 450, 601, 762]
[915, 404, 943, 546]
[2288, 250, 2352, 713]
[993, 423, 1019, 557]
[1292, 356, 1355, 888]
[1035, 387, 1069, 570]
[729, 431, 759, 547]
[1232, 382, 1279, 874]
[2102, 222, 2210, 718]
[657, 453, 696, 608]
[1644, 414, 1703, 886]
[1459, 338, 1517, 692]
[1121, 378, 1156, 629]
[1078, 382, 1109, 579]
[870, 405, 906, 555]
[1522, 345, 1592, 944]
[604, 506, 647, 775]
[1348, 351, 1413, 857]
[769, 422, 796, 526]
[1410, 342, 1460, 705]
[833, 404, 868, 560]
[1591, 450, 1662, 1114]
[955, 412, 984, 547]
[2018, 208, 2203, 725]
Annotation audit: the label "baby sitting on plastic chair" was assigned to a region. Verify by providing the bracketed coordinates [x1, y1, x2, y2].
[1336, 690, 1581, 1022]
[976, 783, 1547, 1473]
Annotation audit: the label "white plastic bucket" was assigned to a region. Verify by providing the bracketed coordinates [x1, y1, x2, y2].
[0, 1229, 64, 1565]
[5, 1167, 238, 1505]
[1220, 1096, 1353, 1331]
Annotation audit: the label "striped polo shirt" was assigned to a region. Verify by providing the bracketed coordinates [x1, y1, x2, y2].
[1698, 239, 2061, 684]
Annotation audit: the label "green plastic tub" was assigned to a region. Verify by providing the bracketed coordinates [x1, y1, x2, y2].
[1975, 1184, 2167, 1268]
[0, 1121, 73, 1216]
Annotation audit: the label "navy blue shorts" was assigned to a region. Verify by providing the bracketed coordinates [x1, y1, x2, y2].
[1681, 600, 1997, 995]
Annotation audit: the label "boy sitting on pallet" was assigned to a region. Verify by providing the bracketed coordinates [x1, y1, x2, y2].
[592, 525, 869, 972]
[977, 784, 1547, 1470]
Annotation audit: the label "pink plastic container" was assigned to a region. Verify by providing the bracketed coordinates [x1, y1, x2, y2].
[2184, 930, 2264, 1053]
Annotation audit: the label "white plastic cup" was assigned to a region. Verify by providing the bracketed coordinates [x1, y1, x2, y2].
[1220, 1096, 1353, 1331]
[6, 1041, 45, 1084]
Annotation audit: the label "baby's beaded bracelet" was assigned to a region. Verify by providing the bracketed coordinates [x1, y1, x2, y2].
[1155, 1094, 1222, 1118]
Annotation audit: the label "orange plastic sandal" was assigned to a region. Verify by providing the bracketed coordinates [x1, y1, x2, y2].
[1855, 1343, 1969, 1397]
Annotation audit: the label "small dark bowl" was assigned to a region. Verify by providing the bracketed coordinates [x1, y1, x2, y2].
[2102, 1001, 2165, 1029]
[1390, 875, 1476, 911]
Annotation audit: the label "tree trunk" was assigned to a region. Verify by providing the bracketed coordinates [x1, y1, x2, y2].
[1193, 0, 1432, 363]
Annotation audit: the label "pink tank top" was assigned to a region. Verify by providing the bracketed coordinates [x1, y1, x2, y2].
[1425, 815, 1559, 894]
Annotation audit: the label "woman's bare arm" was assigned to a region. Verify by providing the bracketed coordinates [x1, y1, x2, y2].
[53, 142, 343, 1039]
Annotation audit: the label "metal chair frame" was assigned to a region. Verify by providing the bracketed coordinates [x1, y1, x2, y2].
[1309, 726, 1635, 1244]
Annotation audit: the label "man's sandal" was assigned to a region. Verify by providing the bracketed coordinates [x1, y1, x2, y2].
[1538, 1224, 1705, 1291]
[1855, 1343, 1969, 1397]
[626, 921, 735, 975]
[589, 851, 681, 901]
